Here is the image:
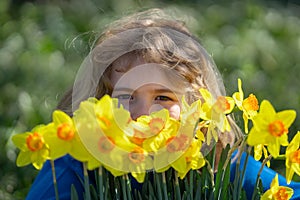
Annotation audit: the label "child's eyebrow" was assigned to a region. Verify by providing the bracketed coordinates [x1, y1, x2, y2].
[153, 88, 182, 94]
[113, 87, 183, 95]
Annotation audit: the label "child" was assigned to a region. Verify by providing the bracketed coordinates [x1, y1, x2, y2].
[26, 8, 299, 199]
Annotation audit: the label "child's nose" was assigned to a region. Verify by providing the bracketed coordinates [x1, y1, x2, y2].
[130, 100, 163, 120]
[131, 100, 150, 120]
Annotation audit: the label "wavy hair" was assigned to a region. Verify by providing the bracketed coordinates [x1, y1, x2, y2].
[57, 8, 242, 150]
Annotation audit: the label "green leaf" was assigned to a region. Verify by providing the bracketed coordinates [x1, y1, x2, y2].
[194, 172, 202, 200]
[70, 184, 79, 200]
[215, 145, 231, 199]
[89, 185, 98, 200]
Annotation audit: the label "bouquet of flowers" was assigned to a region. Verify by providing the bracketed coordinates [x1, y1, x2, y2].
[12, 79, 299, 199]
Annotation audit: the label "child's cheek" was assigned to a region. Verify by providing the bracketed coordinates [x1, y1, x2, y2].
[168, 104, 181, 120]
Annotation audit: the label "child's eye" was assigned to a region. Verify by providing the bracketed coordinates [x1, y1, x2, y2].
[116, 94, 133, 100]
[155, 96, 173, 101]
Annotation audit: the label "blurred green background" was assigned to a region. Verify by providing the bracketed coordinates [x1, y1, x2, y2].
[1, 0, 299, 199]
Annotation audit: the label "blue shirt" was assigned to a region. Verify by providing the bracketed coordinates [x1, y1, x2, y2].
[26, 153, 300, 200]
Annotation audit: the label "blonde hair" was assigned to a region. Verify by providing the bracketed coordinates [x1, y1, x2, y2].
[57, 8, 242, 148]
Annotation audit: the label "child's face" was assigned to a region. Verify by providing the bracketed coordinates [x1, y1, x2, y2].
[110, 55, 184, 120]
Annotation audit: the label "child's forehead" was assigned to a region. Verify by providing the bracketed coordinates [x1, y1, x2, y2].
[111, 63, 186, 94]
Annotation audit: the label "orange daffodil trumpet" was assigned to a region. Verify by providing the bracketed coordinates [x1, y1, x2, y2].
[12, 79, 300, 190]
[261, 174, 294, 200]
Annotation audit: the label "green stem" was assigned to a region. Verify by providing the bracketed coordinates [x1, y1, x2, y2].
[83, 162, 91, 200]
[125, 175, 132, 200]
[251, 154, 273, 200]
[233, 158, 240, 200]
[223, 138, 242, 171]
[204, 159, 214, 200]
[174, 171, 181, 200]
[189, 170, 193, 200]
[232, 140, 248, 200]
[121, 175, 128, 200]
[162, 172, 168, 200]
[50, 160, 60, 200]
[205, 160, 214, 188]
[216, 167, 226, 200]
[154, 172, 162, 200]
[237, 148, 250, 199]
[194, 173, 201, 200]
[98, 166, 103, 200]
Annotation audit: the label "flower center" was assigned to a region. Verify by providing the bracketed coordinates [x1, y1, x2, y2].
[131, 129, 146, 146]
[149, 118, 164, 135]
[185, 155, 192, 163]
[243, 94, 259, 111]
[268, 120, 287, 137]
[166, 136, 180, 152]
[214, 96, 230, 113]
[57, 123, 75, 141]
[26, 132, 44, 151]
[274, 187, 289, 200]
[98, 136, 115, 153]
[128, 147, 145, 164]
[97, 115, 111, 128]
[166, 134, 190, 152]
[290, 149, 300, 164]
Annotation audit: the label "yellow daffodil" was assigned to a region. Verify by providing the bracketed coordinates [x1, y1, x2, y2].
[95, 135, 152, 183]
[74, 96, 135, 172]
[199, 88, 235, 145]
[232, 78, 259, 133]
[254, 144, 270, 167]
[85, 133, 131, 175]
[176, 138, 205, 179]
[103, 164, 126, 177]
[151, 104, 200, 172]
[212, 96, 235, 129]
[94, 95, 131, 132]
[85, 154, 102, 170]
[165, 137, 205, 179]
[74, 95, 153, 180]
[12, 124, 51, 169]
[103, 136, 145, 173]
[153, 133, 188, 173]
[285, 131, 300, 184]
[154, 122, 205, 177]
[43, 110, 91, 162]
[93, 95, 134, 151]
[128, 109, 179, 153]
[155, 95, 206, 167]
[261, 174, 294, 200]
[247, 100, 296, 158]
[127, 147, 153, 183]
[101, 142, 152, 182]
[180, 97, 202, 126]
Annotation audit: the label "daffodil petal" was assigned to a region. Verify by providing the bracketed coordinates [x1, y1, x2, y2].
[131, 172, 146, 183]
[53, 110, 72, 126]
[277, 110, 296, 128]
[12, 133, 29, 151]
[16, 151, 32, 167]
